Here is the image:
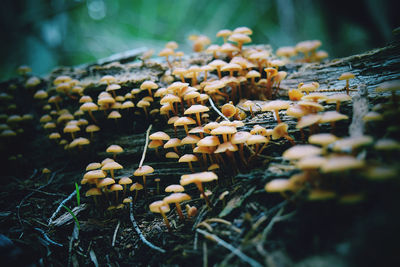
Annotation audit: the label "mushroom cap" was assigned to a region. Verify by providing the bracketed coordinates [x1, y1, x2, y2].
[221, 103, 236, 118]
[86, 124, 100, 133]
[174, 117, 196, 126]
[121, 101, 135, 109]
[375, 80, 400, 92]
[283, 145, 322, 160]
[85, 188, 102, 196]
[233, 26, 253, 35]
[319, 111, 348, 123]
[100, 75, 116, 84]
[215, 142, 238, 153]
[106, 144, 124, 154]
[106, 84, 121, 92]
[363, 111, 383, 121]
[33, 90, 48, 99]
[97, 177, 116, 188]
[140, 81, 158, 90]
[374, 138, 400, 151]
[130, 182, 144, 191]
[326, 93, 352, 103]
[80, 102, 98, 111]
[158, 48, 174, 57]
[262, 100, 290, 111]
[110, 184, 123, 191]
[250, 125, 267, 136]
[296, 114, 321, 129]
[276, 46, 297, 57]
[119, 177, 133, 185]
[216, 29, 232, 38]
[150, 131, 170, 141]
[149, 201, 170, 213]
[298, 101, 324, 112]
[49, 132, 61, 139]
[321, 156, 365, 173]
[299, 83, 318, 92]
[189, 126, 206, 134]
[165, 152, 180, 159]
[203, 122, 220, 132]
[160, 94, 181, 105]
[107, 111, 121, 119]
[184, 105, 209, 115]
[197, 136, 220, 147]
[272, 123, 289, 140]
[164, 138, 181, 148]
[228, 33, 251, 44]
[86, 162, 102, 171]
[123, 198, 133, 203]
[221, 63, 242, 72]
[102, 161, 123, 171]
[331, 135, 373, 152]
[43, 122, 56, 129]
[180, 171, 218, 186]
[163, 193, 191, 204]
[165, 184, 185, 193]
[308, 133, 338, 146]
[220, 43, 239, 53]
[265, 179, 294, 192]
[101, 158, 115, 166]
[181, 135, 201, 145]
[179, 154, 198, 163]
[302, 93, 328, 102]
[211, 125, 237, 135]
[208, 59, 228, 68]
[70, 137, 90, 148]
[149, 140, 163, 148]
[246, 135, 269, 145]
[137, 100, 150, 108]
[246, 70, 261, 79]
[193, 146, 214, 154]
[134, 165, 154, 176]
[339, 72, 355, 80]
[231, 131, 252, 144]
[296, 156, 327, 170]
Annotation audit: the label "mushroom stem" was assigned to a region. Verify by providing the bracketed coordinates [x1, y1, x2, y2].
[88, 110, 97, 123]
[273, 110, 282, 123]
[134, 190, 139, 204]
[147, 88, 153, 97]
[195, 181, 211, 208]
[188, 162, 194, 172]
[336, 100, 341, 112]
[195, 113, 202, 126]
[183, 125, 189, 135]
[159, 208, 172, 232]
[142, 175, 147, 196]
[216, 67, 222, 79]
[284, 134, 296, 145]
[239, 144, 247, 166]
[115, 191, 119, 203]
[175, 203, 185, 220]
[345, 80, 349, 95]
[110, 170, 115, 179]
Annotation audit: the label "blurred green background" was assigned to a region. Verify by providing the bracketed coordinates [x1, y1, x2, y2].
[0, 0, 397, 80]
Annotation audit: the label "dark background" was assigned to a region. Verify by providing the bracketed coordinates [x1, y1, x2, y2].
[0, 0, 398, 80]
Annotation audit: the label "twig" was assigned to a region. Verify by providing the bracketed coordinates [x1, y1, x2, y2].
[129, 201, 166, 253]
[34, 228, 63, 247]
[208, 98, 229, 121]
[28, 189, 67, 197]
[112, 220, 121, 247]
[48, 187, 80, 225]
[139, 124, 153, 168]
[196, 228, 263, 267]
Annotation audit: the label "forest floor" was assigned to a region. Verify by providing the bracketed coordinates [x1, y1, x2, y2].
[1, 41, 400, 267]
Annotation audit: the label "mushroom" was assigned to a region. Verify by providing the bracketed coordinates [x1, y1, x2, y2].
[231, 131, 252, 165]
[149, 200, 172, 231]
[165, 184, 185, 193]
[179, 154, 198, 172]
[110, 184, 123, 203]
[158, 48, 174, 69]
[101, 161, 123, 180]
[184, 105, 209, 126]
[133, 165, 154, 194]
[140, 81, 159, 97]
[272, 123, 295, 145]
[80, 102, 98, 123]
[216, 29, 232, 43]
[326, 93, 352, 112]
[86, 124, 100, 139]
[180, 171, 218, 208]
[130, 183, 144, 204]
[118, 177, 132, 198]
[228, 33, 251, 52]
[163, 193, 191, 220]
[174, 117, 196, 135]
[338, 72, 355, 95]
[261, 100, 290, 123]
[376, 80, 400, 106]
[106, 145, 124, 160]
[85, 188, 102, 207]
[164, 138, 182, 155]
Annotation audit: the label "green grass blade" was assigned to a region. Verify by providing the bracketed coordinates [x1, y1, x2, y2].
[62, 204, 80, 230]
[75, 183, 81, 206]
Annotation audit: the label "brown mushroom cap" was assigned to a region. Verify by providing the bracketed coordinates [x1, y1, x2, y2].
[321, 156, 365, 173]
[110, 184, 123, 192]
[119, 177, 133, 185]
[296, 114, 321, 129]
[134, 165, 154, 176]
[101, 161, 123, 171]
[296, 156, 327, 170]
[332, 135, 373, 152]
[339, 72, 355, 81]
[106, 145, 124, 154]
[85, 188, 102, 197]
[308, 133, 338, 146]
[215, 142, 238, 153]
[319, 111, 348, 123]
[165, 152, 180, 159]
[86, 162, 102, 171]
[165, 184, 185, 193]
[231, 131, 252, 144]
[197, 136, 220, 147]
[130, 182, 144, 191]
[150, 131, 170, 141]
[149, 200, 170, 213]
[180, 171, 218, 186]
[265, 179, 295, 192]
[283, 145, 322, 160]
[179, 154, 198, 163]
[163, 193, 191, 205]
[184, 104, 209, 115]
[246, 135, 269, 145]
[262, 100, 290, 112]
[97, 177, 116, 188]
[164, 138, 182, 149]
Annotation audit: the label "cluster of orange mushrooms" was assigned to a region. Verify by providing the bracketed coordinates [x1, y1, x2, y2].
[15, 26, 399, 231]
